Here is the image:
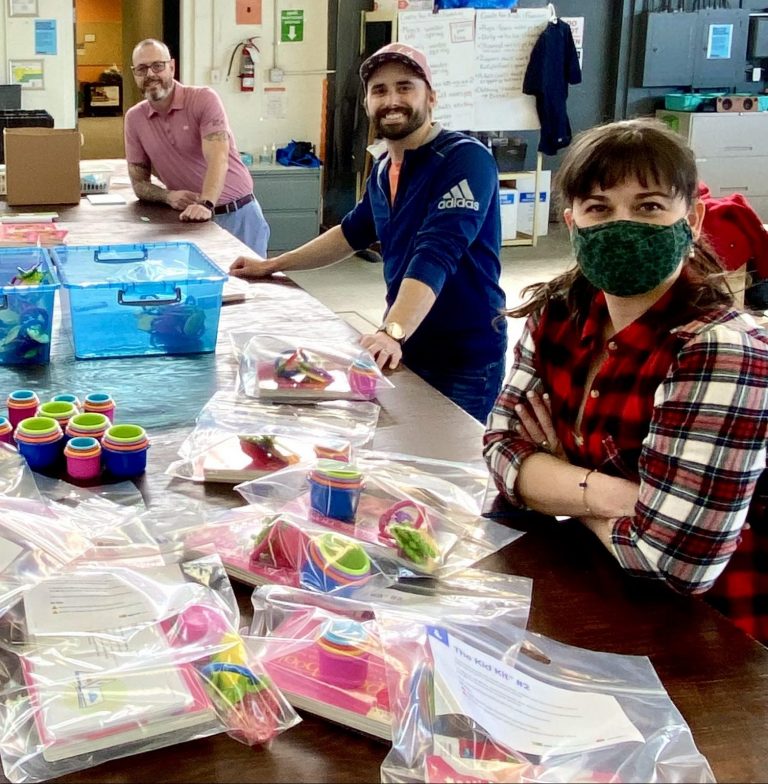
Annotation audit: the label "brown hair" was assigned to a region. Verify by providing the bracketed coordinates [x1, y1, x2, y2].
[506, 118, 734, 321]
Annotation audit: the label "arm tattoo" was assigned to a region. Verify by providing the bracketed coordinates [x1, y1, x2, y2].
[128, 162, 169, 204]
[203, 131, 230, 142]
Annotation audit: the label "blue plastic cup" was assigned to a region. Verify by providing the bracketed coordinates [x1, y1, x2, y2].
[101, 444, 149, 478]
[14, 417, 64, 471]
[308, 478, 361, 523]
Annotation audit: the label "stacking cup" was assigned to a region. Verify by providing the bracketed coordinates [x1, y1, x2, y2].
[14, 417, 64, 471]
[300, 532, 372, 595]
[348, 357, 379, 400]
[0, 416, 13, 445]
[83, 392, 116, 422]
[51, 393, 82, 411]
[65, 412, 110, 442]
[308, 460, 363, 523]
[63, 436, 102, 480]
[37, 401, 77, 431]
[101, 424, 150, 478]
[7, 390, 40, 431]
[316, 619, 371, 689]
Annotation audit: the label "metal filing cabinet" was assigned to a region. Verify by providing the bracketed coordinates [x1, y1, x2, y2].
[657, 110, 768, 221]
[249, 163, 322, 253]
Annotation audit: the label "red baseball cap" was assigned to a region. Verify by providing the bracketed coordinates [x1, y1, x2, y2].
[360, 43, 433, 89]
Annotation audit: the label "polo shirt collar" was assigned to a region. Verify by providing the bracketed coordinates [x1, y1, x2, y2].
[145, 80, 185, 118]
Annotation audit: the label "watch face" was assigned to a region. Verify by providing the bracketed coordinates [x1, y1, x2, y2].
[385, 322, 405, 341]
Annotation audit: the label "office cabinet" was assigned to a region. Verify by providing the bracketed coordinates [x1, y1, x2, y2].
[657, 110, 768, 220]
[249, 164, 322, 253]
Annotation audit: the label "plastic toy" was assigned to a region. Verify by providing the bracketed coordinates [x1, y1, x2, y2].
[10, 261, 45, 286]
[274, 348, 333, 389]
[238, 435, 300, 471]
[308, 460, 364, 523]
[378, 500, 438, 565]
[200, 632, 283, 745]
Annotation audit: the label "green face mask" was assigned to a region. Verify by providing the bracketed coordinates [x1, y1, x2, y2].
[571, 218, 693, 297]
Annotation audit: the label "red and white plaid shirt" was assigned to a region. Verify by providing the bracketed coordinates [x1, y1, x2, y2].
[484, 279, 768, 642]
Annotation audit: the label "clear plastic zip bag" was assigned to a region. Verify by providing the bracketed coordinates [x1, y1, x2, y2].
[0, 555, 300, 783]
[237, 333, 395, 402]
[233, 450, 523, 578]
[181, 506, 398, 597]
[165, 390, 379, 483]
[248, 573, 532, 741]
[378, 617, 716, 784]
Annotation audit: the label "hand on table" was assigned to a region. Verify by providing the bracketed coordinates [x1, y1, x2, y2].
[167, 190, 200, 210]
[229, 256, 275, 279]
[179, 202, 214, 222]
[360, 331, 402, 370]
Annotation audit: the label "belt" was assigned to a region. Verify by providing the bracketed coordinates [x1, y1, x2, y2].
[213, 193, 255, 215]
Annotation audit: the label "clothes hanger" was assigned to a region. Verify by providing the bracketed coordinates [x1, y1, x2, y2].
[547, 3, 558, 23]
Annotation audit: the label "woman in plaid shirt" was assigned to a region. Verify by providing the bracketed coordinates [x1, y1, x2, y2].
[484, 118, 768, 643]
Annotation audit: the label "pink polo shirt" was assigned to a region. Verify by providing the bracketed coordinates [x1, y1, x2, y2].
[124, 81, 253, 204]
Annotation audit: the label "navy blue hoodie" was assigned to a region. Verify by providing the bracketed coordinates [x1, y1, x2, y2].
[341, 127, 507, 372]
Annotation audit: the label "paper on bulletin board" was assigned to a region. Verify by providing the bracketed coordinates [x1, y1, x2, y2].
[34, 19, 57, 55]
[263, 86, 287, 120]
[707, 23, 733, 60]
[398, 9, 477, 130]
[474, 9, 547, 131]
[398, 8, 547, 131]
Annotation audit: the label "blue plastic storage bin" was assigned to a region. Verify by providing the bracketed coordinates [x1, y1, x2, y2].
[0, 247, 58, 365]
[50, 242, 227, 360]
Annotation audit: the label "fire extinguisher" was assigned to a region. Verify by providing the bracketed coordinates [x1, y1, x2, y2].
[239, 43, 258, 92]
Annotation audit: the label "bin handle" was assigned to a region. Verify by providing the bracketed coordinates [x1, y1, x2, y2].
[95, 247, 149, 263]
[118, 288, 182, 307]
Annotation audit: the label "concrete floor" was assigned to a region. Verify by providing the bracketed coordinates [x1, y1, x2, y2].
[290, 223, 575, 356]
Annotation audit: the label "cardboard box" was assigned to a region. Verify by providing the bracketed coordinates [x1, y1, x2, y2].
[4, 128, 81, 206]
[514, 170, 551, 237]
[499, 188, 518, 241]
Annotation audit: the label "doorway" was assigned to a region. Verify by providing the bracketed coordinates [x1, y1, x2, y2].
[75, 0, 176, 160]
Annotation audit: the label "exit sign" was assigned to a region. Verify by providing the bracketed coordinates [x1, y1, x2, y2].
[281, 10, 304, 42]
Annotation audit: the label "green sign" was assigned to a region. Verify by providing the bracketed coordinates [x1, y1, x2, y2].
[281, 10, 304, 43]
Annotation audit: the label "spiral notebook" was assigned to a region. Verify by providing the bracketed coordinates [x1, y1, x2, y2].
[19, 572, 217, 762]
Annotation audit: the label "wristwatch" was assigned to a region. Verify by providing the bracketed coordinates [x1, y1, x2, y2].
[377, 321, 406, 344]
[198, 199, 215, 213]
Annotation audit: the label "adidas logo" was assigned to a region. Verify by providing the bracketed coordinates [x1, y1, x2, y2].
[437, 179, 479, 211]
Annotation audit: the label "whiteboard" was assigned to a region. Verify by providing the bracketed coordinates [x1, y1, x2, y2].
[397, 7, 550, 131]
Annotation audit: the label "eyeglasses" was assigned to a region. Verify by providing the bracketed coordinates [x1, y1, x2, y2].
[131, 60, 170, 77]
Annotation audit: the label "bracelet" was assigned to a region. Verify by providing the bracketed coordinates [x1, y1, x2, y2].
[579, 468, 598, 515]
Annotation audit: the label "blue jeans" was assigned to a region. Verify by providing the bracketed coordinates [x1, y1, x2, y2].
[214, 199, 270, 257]
[408, 358, 506, 424]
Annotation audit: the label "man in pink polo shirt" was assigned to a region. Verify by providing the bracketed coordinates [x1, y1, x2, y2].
[124, 38, 269, 255]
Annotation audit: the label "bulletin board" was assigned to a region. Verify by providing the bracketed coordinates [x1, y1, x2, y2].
[397, 7, 550, 131]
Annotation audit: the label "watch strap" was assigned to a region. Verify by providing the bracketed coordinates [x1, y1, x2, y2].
[199, 199, 215, 212]
[377, 322, 406, 345]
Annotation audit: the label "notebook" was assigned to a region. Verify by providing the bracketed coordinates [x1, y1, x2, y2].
[261, 611, 391, 739]
[19, 572, 218, 763]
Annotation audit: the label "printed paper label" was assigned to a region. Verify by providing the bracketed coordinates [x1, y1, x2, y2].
[427, 627, 644, 756]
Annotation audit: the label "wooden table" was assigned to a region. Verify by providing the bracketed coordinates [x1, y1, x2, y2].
[0, 188, 767, 783]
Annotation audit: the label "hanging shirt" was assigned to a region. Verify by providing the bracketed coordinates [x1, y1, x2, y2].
[523, 19, 582, 156]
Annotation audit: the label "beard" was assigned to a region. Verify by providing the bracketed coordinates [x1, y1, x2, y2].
[142, 76, 173, 102]
[372, 104, 429, 141]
